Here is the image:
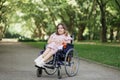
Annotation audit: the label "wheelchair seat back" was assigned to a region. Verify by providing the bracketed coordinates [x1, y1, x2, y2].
[57, 43, 74, 61]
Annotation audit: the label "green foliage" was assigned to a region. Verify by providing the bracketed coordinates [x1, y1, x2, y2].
[18, 37, 36, 42]
[1, 0, 120, 42]
[4, 31, 21, 38]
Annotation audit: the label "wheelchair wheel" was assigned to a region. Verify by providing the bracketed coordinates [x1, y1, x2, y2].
[44, 66, 57, 75]
[44, 56, 57, 75]
[64, 48, 79, 77]
[36, 68, 42, 77]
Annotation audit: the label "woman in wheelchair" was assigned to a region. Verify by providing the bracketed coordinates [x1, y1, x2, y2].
[34, 23, 72, 67]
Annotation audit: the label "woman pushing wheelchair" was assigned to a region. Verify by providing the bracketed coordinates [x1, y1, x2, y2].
[34, 23, 72, 67]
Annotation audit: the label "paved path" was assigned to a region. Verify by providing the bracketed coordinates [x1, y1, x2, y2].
[0, 42, 120, 80]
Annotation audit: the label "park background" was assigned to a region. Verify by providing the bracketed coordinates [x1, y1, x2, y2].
[0, 0, 120, 69]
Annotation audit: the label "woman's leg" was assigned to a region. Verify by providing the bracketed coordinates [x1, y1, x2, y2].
[35, 48, 56, 67]
[43, 49, 56, 62]
[34, 48, 50, 64]
[41, 48, 51, 58]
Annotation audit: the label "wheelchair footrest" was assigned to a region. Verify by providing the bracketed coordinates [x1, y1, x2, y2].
[35, 65, 44, 69]
[46, 60, 53, 65]
[35, 64, 55, 69]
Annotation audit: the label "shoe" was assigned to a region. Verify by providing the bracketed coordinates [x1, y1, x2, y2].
[34, 55, 43, 63]
[35, 59, 45, 67]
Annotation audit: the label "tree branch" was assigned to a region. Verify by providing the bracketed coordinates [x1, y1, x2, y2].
[115, 0, 120, 9]
[96, 0, 102, 7]
[88, 0, 96, 19]
[104, 0, 109, 6]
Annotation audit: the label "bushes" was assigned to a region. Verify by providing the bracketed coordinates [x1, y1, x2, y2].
[18, 37, 36, 42]
[18, 37, 47, 42]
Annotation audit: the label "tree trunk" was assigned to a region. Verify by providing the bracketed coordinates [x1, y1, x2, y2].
[68, 16, 74, 34]
[97, 0, 107, 42]
[116, 27, 120, 42]
[109, 28, 113, 42]
[100, 6, 107, 42]
[78, 25, 85, 41]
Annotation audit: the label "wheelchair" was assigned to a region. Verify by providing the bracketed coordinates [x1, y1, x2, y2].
[35, 43, 79, 79]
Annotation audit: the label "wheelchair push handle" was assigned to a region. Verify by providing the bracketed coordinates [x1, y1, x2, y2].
[70, 34, 74, 44]
[62, 34, 74, 49]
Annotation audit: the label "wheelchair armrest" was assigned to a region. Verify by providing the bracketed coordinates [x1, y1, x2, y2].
[62, 43, 74, 53]
[66, 43, 74, 48]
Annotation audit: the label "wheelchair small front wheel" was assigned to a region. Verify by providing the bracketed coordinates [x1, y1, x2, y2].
[64, 48, 79, 77]
[57, 67, 62, 79]
[36, 68, 42, 77]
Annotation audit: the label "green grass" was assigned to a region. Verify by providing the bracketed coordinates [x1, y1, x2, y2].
[75, 44, 120, 69]
[25, 42, 120, 69]
[26, 42, 46, 49]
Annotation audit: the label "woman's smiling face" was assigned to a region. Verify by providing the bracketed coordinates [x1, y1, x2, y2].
[57, 25, 65, 35]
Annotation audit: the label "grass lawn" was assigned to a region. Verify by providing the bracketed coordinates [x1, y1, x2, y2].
[25, 42, 120, 69]
[75, 44, 120, 69]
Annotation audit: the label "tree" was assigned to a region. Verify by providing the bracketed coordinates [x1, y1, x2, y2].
[107, 0, 120, 42]
[96, 0, 109, 42]
[0, 0, 9, 36]
[2, 0, 120, 43]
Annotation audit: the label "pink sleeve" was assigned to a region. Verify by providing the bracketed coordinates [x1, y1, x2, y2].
[47, 33, 55, 43]
[49, 33, 56, 39]
[65, 35, 72, 43]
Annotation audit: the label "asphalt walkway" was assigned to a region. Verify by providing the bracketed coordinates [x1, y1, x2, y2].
[0, 42, 120, 80]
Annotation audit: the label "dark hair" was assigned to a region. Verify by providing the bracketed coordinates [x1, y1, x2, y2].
[56, 23, 68, 36]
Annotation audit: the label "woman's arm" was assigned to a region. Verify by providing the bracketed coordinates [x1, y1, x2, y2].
[47, 37, 52, 44]
[65, 35, 72, 43]
[47, 33, 55, 44]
